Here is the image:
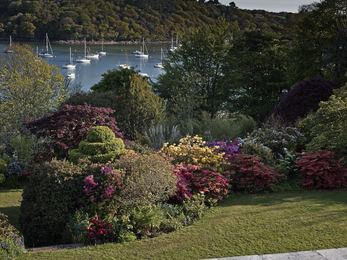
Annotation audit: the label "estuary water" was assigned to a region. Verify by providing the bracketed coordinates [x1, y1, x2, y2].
[0, 40, 169, 91]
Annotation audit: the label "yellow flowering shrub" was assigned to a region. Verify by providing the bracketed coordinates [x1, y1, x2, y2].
[157, 135, 225, 168]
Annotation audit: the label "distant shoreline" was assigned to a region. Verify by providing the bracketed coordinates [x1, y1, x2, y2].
[0, 38, 172, 45]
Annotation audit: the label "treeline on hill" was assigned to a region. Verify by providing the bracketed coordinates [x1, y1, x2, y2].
[0, 0, 295, 41]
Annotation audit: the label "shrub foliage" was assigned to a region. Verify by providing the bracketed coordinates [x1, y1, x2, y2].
[295, 150, 347, 189]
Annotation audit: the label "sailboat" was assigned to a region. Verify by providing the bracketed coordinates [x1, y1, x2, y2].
[62, 47, 76, 69]
[135, 38, 149, 59]
[76, 38, 91, 63]
[97, 40, 106, 55]
[4, 36, 13, 53]
[138, 58, 149, 77]
[39, 33, 54, 57]
[154, 48, 164, 69]
[119, 51, 130, 69]
[169, 32, 180, 52]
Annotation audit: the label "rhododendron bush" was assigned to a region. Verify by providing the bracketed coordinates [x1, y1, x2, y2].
[228, 154, 284, 193]
[295, 150, 347, 189]
[173, 164, 230, 204]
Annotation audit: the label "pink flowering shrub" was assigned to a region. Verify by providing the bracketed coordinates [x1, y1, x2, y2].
[228, 154, 284, 193]
[295, 150, 347, 189]
[173, 164, 230, 204]
[83, 164, 125, 217]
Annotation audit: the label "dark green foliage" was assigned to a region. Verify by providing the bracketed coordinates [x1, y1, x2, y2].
[90, 67, 137, 93]
[113, 73, 165, 140]
[0, 158, 7, 174]
[19, 159, 102, 247]
[0, 174, 5, 184]
[70, 126, 128, 164]
[226, 30, 291, 122]
[267, 77, 342, 124]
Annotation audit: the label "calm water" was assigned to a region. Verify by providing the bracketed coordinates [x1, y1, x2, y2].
[0, 40, 168, 91]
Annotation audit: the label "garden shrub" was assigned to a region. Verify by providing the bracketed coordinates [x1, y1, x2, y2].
[19, 159, 102, 247]
[125, 141, 155, 155]
[0, 158, 7, 174]
[158, 135, 225, 168]
[24, 103, 124, 158]
[144, 124, 181, 150]
[302, 83, 347, 155]
[241, 139, 278, 167]
[173, 164, 230, 204]
[205, 140, 241, 164]
[246, 126, 306, 158]
[0, 174, 5, 184]
[111, 154, 177, 213]
[228, 154, 284, 193]
[295, 150, 347, 189]
[267, 77, 342, 124]
[4, 162, 27, 177]
[70, 126, 129, 164]
[0, 212, 25, 259]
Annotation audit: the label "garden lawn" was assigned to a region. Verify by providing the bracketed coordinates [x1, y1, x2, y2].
[7, 189, 347, 260]
[0, 188, 22, 231]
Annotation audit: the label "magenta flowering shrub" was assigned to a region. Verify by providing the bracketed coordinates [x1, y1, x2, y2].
[173, 164, 230, 204]
[83, 164, 125, 217]
[205, 139, 241, 164]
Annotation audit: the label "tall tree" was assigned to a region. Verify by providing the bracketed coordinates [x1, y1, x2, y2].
[225, 30, 291, 122]
[287, 0, 347, 85]
[153, 18, 239, 117]
[0, 44, 66, 145]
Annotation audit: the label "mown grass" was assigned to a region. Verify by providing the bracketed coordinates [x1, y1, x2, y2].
[0, 187, 22, 231]
[2, 189, 347, 259]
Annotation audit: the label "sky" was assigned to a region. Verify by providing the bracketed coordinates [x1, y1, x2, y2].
[219, 0, 315, 13]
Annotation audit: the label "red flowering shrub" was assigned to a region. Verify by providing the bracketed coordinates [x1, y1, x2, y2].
[83, 215, 117, 245]
[173, 164, 230, 204]
[295, 150, 347, 189]
[228, 154, 284, 193]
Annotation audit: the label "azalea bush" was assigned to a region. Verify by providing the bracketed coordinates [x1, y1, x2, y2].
[204, 139, 241, 164]
[83, 164, 125, 218]
[173, 164, 230, 204]
[158, 135, 225, 168]
[228, 154, 285, 193]
[0, 212, 25, 259]
[295, 150, 347, 189]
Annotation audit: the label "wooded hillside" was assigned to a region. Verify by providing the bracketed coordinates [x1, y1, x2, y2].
[0, 0, 295, 41]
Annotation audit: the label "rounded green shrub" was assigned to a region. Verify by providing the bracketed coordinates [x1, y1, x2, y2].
[86, 126, 116, 143]
[241, 140, 278, 167]
[19, 159, 102, 247]
[70, 126, 129, 164]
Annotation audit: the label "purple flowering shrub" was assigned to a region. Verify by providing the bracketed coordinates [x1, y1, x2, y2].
[247, 126, 305, 158]
[0, 212, 25, 259]
[204, 139, 241, 164]
[173, 164, 230, 204]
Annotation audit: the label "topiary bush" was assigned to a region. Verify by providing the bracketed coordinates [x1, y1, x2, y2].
[295, 150, 347, 189]
[0, 212, 25, 259]
[228, 154, 285, 193]
[24, 103, 124, 158]
[19, 159, 102, 247]
[70, 126, 129, 164]
[267, 77, 342, 125]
